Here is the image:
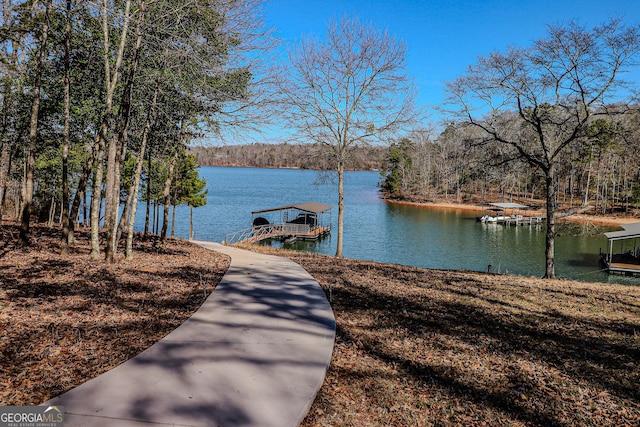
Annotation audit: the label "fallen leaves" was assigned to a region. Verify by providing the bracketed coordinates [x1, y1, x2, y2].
[0, 224, 229, 405]
[248, 245, 640, 427]
[4, 229, 640, 426]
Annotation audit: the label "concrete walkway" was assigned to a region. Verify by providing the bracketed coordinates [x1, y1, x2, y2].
[46, 242, 336, 427]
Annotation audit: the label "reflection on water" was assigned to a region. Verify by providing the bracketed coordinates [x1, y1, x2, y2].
[146, 166, 637, 285]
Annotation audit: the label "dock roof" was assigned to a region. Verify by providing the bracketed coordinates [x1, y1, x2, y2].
[603, 222, 640, 241]
[487, 202, 529, 209]
[252, 202, 333, 215]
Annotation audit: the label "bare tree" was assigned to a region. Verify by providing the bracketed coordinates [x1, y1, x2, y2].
[282, 15, 419, 257]
[445, 19, 640, 278]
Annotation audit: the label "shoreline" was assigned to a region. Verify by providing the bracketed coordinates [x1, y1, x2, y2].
[384, 199, 639, 227]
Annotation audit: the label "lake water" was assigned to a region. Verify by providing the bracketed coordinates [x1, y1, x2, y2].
[146, 166, 637, 285]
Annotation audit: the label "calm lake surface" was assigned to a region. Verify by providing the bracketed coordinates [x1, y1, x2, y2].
[149, 166, 638, 285]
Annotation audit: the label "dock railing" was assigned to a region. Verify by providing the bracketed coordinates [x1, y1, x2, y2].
[224, 223, 312, 245]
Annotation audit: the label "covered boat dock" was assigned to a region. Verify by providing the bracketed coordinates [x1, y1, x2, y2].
[601, 222, 640, 275]
[224, 202, 333, 244]
[477, 202, 544, 226]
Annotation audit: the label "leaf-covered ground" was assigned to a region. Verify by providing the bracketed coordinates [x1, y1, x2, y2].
[0, 224, 229, 405]
[249, 246, 640, 427]
[3, 224, 640, 426]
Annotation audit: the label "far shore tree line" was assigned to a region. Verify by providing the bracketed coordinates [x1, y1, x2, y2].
[1, 0, 639, 280]
[188, 143, 386, 170]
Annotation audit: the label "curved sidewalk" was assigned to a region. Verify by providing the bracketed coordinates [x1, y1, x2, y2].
[46, 242, 336, 426]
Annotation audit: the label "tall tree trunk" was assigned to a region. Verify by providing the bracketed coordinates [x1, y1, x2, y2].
[60, 0, 72, 254]
[1, 0, 19, 223]
[103, 143, 119, 237]
[19, 1, 51, 246]
[335, 157, 345, 258]
[91, 0, 132, 259]
[171, 202, 176, 237]
[144, 147, 151, 236]
[104, 0, 138, 263]
[126, 83, 158, 259]
[160, 118, 186, 242]
[544, 165, 556, 279]
[0, 142, 10, 220]
[594, 152, 603, 214]
[125, 143, 146, 258]
[160, 148, 180, 243]
[582, 147, 593, 207]
[82, 191, 87, 225]
[48, 199, 55, 226]
[154, 202, 158, 234]
[89, 135, 105, 259]
[569, 170, 575, 207]
[623, 160, 630, 213]
[69, 139, 98, 245]
[610, 156, 618, 213]
[116, 197, 129, 242]
[189, 205, 194, 240]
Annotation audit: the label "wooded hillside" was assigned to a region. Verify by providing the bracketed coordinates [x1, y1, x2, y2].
[188, 143, 387, 170]
[380, 110, 640, 216]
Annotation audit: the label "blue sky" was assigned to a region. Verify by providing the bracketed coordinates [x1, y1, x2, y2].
[264, 0, 640, 124]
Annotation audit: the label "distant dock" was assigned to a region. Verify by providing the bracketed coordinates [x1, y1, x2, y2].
[477, 202, 544, 226]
